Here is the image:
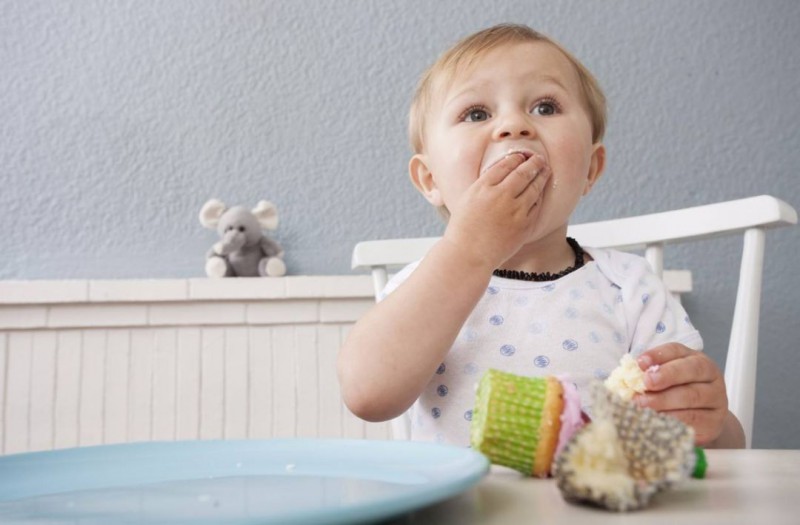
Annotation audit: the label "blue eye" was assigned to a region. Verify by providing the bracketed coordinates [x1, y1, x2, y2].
[532, 101, 558, 116]
[464, 107, 489, 122]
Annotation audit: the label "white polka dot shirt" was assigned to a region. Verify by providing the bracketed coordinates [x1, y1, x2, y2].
[380, 247, 703, 447]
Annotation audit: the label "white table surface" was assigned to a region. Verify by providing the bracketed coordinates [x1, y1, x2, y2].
[382, 450, 800, 525]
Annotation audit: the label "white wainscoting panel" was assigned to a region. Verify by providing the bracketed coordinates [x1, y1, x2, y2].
[0, 272, 691, 455]
[0, 277, 391, 455]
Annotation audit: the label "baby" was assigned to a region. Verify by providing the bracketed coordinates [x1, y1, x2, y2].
[338, 24, 744, 449]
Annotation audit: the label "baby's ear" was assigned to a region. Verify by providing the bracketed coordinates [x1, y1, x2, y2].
[409, 154, 443, 207]
[582, 143, 606, 196]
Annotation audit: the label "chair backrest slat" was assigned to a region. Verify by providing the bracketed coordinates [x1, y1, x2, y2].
[566, 195, 796, 250]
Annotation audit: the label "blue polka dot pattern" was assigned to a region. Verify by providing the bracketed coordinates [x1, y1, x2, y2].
[514, 296, 529, 306]
[594, 369, 609, 380]
[528, 322, 545, 334]
[437, 385, 449, 397]
[564, 307, 578, 319]
[656, 322, 666, 334]
[464, 410, 473, 421]
[542, 284, 556, 292]
[487, 286, 500, 295]
[642, 293, 650, 304]
[589, 331, 601, 343]
[570, 289, 583, 300]
[436, 363, 446, 375]
[463, 362, 479, 375]
[562, 339, 579, 351]
[613, 331, 625, 344]
[500, 344, 516, 356]
[431, 407, 441, 419]
[534, 355, 550, 368]
[463, 329, 478, 342]
[489, 315, 504, 326]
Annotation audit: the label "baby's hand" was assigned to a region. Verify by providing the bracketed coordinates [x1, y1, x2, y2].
[443, 152, 551, 270]
[633, 343, 728, 445]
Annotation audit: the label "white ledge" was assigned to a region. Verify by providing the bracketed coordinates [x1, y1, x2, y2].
[0, 276, 375, 305]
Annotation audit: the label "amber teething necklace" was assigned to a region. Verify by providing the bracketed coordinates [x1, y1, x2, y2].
[492, 237, 585, 282]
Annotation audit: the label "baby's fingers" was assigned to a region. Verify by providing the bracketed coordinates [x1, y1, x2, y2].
[523, 166, 551, 211]
[637, 342, 695, 370]
[497, 158, 550, 200]
[639, 346, 719, 392]
[480, 152, 529, 185]
[634, 382, 724, 412]
[658, 409, 727, 445]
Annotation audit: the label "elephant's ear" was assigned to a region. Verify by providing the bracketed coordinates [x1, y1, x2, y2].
[252, 200, 279, 230]
[199, 199, 227, 229]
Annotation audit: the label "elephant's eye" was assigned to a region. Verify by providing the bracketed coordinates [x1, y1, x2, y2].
[238, 226, 245, 232]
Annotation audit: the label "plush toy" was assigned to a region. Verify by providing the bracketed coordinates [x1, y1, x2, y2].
[199, 199, 287, 277]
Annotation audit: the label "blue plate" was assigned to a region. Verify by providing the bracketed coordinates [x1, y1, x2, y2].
[0, 439, 489, 524]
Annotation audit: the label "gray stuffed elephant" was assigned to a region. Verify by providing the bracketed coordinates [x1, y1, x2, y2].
[199, 199, 287, 277]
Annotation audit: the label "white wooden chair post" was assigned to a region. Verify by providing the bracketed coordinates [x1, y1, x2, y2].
[724, 227, 766, 445]
[369, 267, 389, 302]
[352, 196, 797, 447]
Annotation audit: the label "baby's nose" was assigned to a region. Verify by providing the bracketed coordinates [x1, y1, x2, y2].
[495, 113, 534, 139]
[499, 128, 531, 138]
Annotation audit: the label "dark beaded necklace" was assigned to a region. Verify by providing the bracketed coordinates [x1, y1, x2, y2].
[492, 237, 585, 282]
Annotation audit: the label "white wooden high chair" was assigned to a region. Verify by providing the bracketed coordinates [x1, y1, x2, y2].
[351, 195, 797, 448]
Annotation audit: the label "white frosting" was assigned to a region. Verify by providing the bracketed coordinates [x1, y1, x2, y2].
[603, 354, 647, 401]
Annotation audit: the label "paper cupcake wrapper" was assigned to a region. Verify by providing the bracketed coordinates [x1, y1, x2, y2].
[555, 382, 701, 511]
[470, 369, 560, 476]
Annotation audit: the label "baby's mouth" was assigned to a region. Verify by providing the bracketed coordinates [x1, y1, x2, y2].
[479, 147, 543, 175]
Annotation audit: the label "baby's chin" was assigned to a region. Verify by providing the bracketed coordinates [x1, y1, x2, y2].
[479, 147, 546, 175]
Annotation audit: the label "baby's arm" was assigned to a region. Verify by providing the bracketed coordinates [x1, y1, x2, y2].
[634, 343, 746, 448]
[338, 153, 551, 422]
[338, 240, 493, 422]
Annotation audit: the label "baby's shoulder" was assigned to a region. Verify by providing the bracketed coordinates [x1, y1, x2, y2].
[584, 247, 657, 290]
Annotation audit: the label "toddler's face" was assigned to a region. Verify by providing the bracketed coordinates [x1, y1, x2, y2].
[412, 41, 604, 242]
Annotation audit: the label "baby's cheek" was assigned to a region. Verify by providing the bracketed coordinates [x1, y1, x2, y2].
[450, 145, 482, 174]
[562, 139, 593, 172]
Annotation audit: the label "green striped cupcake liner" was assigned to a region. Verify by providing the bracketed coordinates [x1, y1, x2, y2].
[470, 369, 551, 474]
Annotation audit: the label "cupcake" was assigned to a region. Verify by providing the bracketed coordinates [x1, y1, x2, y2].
[554, 382, 702, 511]
[471, 356, 706, 511]
[469, 369, 585, 477]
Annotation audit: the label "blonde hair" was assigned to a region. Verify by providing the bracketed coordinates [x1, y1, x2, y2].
[408, 24, 607, 154]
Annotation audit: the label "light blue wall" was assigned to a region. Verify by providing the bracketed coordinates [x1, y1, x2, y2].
[2, 0, 798, 448]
